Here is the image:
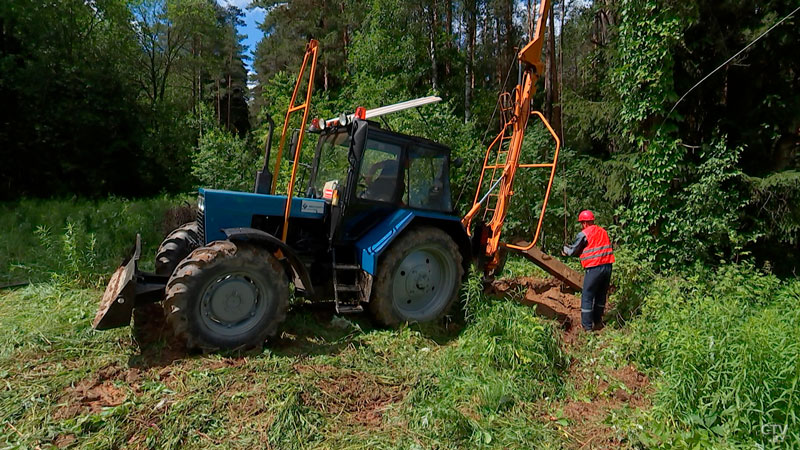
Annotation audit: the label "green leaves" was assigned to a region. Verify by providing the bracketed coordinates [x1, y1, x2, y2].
[620, 264, 800, 447]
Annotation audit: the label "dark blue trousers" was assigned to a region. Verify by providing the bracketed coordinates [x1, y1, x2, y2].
[581, 263, 612, 331]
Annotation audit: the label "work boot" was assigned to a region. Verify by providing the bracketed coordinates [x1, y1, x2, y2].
[592, 321, 605, 332]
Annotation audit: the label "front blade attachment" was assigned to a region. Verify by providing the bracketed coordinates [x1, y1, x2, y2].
[92, 234, 169, 330]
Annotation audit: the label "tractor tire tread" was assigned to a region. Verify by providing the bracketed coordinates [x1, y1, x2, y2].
[163, 241, 288, 352]
[155, 222, 201, 276]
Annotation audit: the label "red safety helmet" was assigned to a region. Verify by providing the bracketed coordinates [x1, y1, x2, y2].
[578, 210, 595, 222]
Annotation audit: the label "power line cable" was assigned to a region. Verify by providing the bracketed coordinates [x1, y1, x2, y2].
[660, 5, 800, 130]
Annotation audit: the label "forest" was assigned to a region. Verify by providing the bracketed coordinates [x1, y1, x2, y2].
[1, 0, 799, 448]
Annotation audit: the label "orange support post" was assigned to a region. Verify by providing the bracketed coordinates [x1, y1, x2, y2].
[270, 40, 319, 242]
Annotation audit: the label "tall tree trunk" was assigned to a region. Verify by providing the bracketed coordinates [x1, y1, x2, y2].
[557, 0, 565, 140]
[495, 15, 502, 87]
[198, 47, 202, 114]
[428, 1, 439, 91]
[503, 0, 514, 74]
[544, 4, 557, 124]
[227, 52, 232, 129]
[445, 0, 452, 76]
[464, 0, 476, 123]
[191, 37, 196, 115]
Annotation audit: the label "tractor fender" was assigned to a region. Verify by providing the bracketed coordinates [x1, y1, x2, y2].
[221, 227, 315, 299]
[355, 211, 472, 277]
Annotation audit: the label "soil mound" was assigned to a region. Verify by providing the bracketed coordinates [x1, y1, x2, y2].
[487, 276, 584, 329]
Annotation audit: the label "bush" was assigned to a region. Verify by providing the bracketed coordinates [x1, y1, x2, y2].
[620, 264, 800, 447]
[192, 126, 260, 192]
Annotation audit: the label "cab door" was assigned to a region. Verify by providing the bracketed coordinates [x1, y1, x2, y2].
[337, 126, 408, 243]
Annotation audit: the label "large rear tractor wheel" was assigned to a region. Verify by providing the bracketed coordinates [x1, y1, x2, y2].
[132, 221, 201, 346]
[164, 241, 289, 351]
[369, 227, 464, 326]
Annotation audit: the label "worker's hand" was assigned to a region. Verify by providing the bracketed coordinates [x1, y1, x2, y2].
[560, 250, 567, 256]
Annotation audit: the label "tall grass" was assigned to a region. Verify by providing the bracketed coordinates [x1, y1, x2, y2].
[400, 276, 569, 448]
[619, 264, 800, 447]
[0, 196, 187, 285]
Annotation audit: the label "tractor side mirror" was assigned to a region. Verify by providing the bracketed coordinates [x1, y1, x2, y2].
[288, 129, 300, 161]
[452, 157, 463, 168]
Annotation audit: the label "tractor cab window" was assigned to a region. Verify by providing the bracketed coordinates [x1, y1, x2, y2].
[357, 139, 402, 202]
[404, 144, 451, 212]
[312, 131, 351, 198]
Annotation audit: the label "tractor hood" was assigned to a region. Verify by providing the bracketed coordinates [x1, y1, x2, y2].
[199, 188, 326, 243]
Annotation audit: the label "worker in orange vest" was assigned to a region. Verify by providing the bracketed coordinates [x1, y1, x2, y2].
[562, 210, 615, 331]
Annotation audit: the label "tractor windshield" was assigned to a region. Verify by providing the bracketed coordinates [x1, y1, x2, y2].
[312, 131, 351, 197]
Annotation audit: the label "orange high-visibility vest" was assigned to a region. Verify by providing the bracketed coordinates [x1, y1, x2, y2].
[579, 225, 615, 268]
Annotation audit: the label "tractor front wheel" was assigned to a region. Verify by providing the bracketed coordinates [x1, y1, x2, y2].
[369, 227, 463, 326]
[155, 221, 201, 276]
[164, 241, 289, 351]
[132, 221, 201, 346]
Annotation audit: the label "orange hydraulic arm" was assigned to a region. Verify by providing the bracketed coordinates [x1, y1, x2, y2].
[272, 39, 319, 242]
[462, 0, 561, 273]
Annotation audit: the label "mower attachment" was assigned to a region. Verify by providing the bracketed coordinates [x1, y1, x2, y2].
[92, 234, 168, 330]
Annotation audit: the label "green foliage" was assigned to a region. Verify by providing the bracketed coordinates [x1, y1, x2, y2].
[613, 0, 694, 135]
[746, 169, 800, 245]
[0, 0, 251, 199]
[191, 108, 261, 192]
[402, 291, 568, 448]
[618, 135, 754, 267]
[619, 264, 800, 447]
[35, 222, 100, 288]
[0, 196, 183, 285]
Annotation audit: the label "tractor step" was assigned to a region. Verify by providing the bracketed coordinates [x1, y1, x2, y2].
[335, 285, 360, 292]
[331, 249, 364, 314]
[335, 302, 364, 314]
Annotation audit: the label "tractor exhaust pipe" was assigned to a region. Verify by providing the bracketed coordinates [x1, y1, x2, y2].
[254, 114, 275, 194]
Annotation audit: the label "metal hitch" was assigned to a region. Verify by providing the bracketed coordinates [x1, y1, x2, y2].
[92, 234, 168, 330]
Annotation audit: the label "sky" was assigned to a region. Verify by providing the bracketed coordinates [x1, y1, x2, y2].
[217, 0, 265, 76]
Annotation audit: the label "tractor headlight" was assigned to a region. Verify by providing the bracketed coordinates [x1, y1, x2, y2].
[197, 195, 205, 212]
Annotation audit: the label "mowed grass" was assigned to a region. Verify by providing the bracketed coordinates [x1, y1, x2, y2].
[0, 281, 569, 449]
[4, 197, 799, 449]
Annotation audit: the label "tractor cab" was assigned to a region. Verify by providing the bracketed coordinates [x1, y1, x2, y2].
[307, 120, 453, 243]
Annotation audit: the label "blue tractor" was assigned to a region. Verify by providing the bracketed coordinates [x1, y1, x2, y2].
[93, 94, 472, 351]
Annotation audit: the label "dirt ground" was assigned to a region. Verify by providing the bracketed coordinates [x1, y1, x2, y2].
[488, 276, 588, 330]
[296, 364, 407, 428]
[490, 276, 650, 449]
